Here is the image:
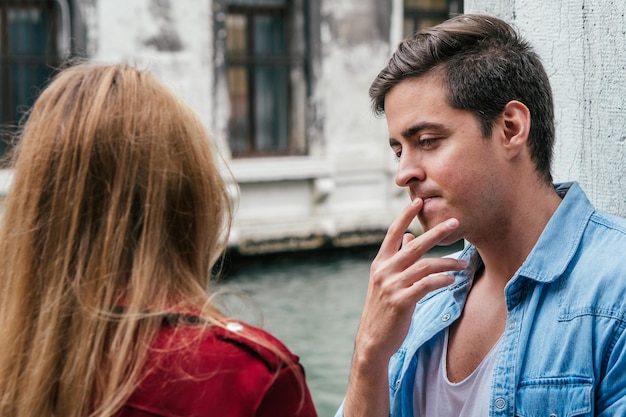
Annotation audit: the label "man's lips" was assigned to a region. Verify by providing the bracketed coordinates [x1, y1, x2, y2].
[412, 195, 437, 204]
[415, 196, 439, 216]
[408, 189, 441, 209]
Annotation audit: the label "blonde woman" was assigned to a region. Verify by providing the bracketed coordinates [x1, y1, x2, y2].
[0, 63, 317, 417]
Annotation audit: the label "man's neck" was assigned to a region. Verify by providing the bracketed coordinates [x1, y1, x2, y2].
[471, 181, 563, 286]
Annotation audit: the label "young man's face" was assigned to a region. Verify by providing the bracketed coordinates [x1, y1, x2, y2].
[385, 74, 509, 245]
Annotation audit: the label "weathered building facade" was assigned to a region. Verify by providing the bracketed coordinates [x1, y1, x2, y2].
[2, 0, 623, 255]
[1, 0, 456, 254]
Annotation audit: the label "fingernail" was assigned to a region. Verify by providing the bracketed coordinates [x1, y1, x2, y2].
[446, 218, 459, 228]
[411, 198, 421, 206]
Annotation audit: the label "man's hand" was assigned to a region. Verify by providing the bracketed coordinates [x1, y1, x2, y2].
[343, 198, 467, 417]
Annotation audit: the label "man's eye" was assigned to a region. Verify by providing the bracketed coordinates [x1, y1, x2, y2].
[393, 150, 402, 161]
[419, 138, 439, 148]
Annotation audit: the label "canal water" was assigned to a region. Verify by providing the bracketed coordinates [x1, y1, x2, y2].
[217, 242, 463, 417]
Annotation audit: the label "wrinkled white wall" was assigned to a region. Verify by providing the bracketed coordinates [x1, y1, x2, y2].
[466, 0, 626, 216]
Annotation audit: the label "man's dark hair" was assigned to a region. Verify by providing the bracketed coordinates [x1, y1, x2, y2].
[370, 14, 555, 184]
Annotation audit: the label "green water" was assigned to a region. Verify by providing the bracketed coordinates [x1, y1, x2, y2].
[218, 242, 463, 417]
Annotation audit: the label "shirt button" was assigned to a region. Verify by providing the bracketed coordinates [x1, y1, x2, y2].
[442, 314, 451, 322]
[509, 321, 517, 330]
[495, 398, 506, 409]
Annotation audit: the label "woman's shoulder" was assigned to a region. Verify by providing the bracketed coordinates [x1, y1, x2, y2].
[212, 321, 300, 371]
[155, 319, 300, 374]
[123, 322, 309, 417]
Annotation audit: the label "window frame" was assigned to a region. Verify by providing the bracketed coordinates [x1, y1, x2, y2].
[0, 0, 66, 156]
[223, 0, 308, 159]
[403, 0, 463, 37]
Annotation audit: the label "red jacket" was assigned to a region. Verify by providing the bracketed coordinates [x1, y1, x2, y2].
[117, 319, 318, 417]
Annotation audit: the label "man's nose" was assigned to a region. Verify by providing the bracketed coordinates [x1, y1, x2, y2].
[395, 154, 425, 187]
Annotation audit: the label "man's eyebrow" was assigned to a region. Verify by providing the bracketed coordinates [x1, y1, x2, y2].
[389, 122, 448, 148]
[401, 122, 446, 139]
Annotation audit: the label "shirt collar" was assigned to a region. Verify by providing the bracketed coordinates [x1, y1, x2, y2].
[517, 181, 594, 283]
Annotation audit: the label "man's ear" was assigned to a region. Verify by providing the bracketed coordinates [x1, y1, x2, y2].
[500, 100, 531, 158]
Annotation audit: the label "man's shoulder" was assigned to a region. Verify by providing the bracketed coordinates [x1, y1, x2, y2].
[559, 210, 626, 311]
[589, 209, 626, 235]
[580, 209, 626, 262]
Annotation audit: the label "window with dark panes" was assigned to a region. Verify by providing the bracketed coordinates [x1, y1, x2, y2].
[0, 1, 65, 158]
[225, 0, 306, 158]
[403, 0, 463, 37]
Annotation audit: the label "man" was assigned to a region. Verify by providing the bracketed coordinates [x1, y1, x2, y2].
[336, 14, 626, 416]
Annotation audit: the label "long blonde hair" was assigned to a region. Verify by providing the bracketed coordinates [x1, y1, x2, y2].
[0, 63, 233, 416]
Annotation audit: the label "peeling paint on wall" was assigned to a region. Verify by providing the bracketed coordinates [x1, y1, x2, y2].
[321, 0, 389, 47]
[143, 0, 183, 51]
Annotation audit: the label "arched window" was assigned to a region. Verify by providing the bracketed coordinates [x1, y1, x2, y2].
[0, 0, 70, 157]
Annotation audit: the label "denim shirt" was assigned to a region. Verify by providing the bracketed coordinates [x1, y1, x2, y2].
[336, 182, 626, 417]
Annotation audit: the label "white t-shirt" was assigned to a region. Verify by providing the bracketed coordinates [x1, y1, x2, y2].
[413, 329, 501, 417]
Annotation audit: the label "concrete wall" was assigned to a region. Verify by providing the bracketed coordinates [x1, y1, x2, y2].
[466, 0, 626, 217]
